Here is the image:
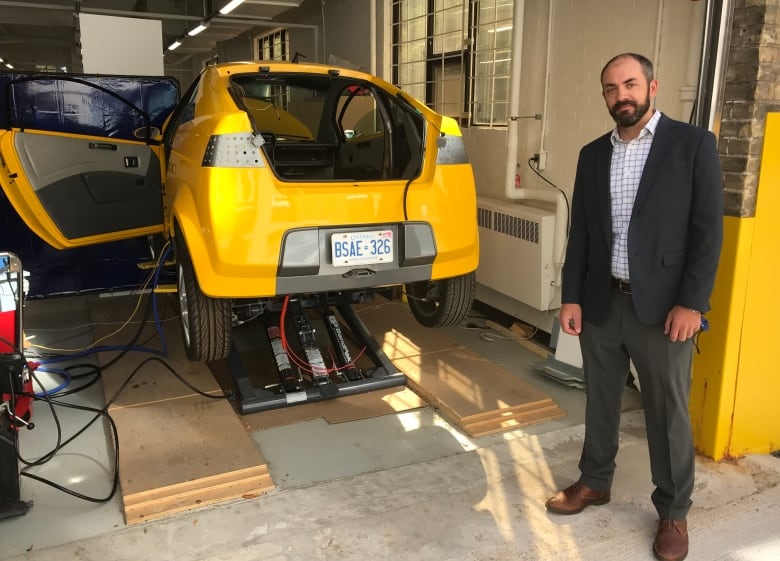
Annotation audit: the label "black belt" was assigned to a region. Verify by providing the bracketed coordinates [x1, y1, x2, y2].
[611, 277, 632, 294]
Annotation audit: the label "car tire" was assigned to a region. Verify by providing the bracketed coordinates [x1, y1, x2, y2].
[405, 271, 476, 328]
[174, 230, 233, 362]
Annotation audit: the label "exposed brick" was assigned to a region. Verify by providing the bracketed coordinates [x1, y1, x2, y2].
[724, 101, 756, 119]
[741, 190, 758, 216]
[722, 171, 748, 193]
[755, 81, 780, 100]
[723, 183, 758, 217]
[746, 153, 764, 173]
[720, 154, 750, 172]
[723, 187, 748, 217]
[757, 44, 780, 63]
[756, 61, 780, 80]
[733, 5, 767, 26]
[723, 137, 752, 155]
[721, 0, 779, 217]
[757, 101, 780, 114]
[764, 7, 780, 24]
[719, 119, 755, 138]
[728, 45, 760, 64]
[751, 105, 766, 121]
[727, 62, 761, 82]
[761, 27, 778, 42]
[724, 82, 757, 101]
[732, 24, 765, 46]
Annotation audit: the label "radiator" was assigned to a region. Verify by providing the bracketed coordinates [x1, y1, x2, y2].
[476, 195, 559, 311]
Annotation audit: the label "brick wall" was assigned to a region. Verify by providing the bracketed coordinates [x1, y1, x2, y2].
[720, 0, 780, 217]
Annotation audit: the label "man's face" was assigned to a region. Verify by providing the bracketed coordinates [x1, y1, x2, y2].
[601, 57, 657, 128]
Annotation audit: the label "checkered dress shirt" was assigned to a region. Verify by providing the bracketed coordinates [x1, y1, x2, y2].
[609, 110, 661, 281]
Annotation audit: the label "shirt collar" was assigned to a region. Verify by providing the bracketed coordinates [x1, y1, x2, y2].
[610, 109, 662, 145]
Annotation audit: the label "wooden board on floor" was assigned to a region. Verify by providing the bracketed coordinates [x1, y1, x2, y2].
[111, 396, 275, 524]
[88, 294, 274, 524]
[355, 299, 565, 436]
[355, 299, 466, 359]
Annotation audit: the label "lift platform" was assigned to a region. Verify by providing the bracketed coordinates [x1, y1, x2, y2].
[223, 290, 406, 414]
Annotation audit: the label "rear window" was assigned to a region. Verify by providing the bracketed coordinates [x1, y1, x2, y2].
[230, 72, 425, 182]
[231, 74, 333, 142]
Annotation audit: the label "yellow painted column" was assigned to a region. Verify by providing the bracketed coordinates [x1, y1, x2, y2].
[691, 113, 780, 459]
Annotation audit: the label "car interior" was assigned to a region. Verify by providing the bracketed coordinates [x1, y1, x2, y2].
[231, 73, 425, 182]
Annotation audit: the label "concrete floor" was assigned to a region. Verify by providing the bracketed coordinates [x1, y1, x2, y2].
[1, 295, 779, 560]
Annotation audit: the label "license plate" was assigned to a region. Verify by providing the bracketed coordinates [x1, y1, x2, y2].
[331, 230, 394, 267]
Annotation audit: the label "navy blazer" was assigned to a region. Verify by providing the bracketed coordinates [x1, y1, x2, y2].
[561, 113, 723, 326]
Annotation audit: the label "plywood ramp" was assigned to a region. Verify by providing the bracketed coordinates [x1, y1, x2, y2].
[110, 397, 274, 524]
[356, 299, 565, 437]
[88, 294, 275, 524]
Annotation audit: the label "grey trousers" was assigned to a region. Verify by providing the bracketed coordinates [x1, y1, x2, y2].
[578, 286, 695, 520]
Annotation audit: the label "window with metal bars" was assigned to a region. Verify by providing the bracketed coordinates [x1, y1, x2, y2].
[254, 28, 290, 61]
[391, 0, 513, 127]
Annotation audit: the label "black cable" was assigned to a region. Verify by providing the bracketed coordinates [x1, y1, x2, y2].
[7, 286, 228, 503]
[402, 177, 413, 221]
[526, 157, 571, 235]
[17, 370, 66, 468]
[105, 355, 231, 405]
[20, 393, 120, 503]
[35, 363, 102, 398]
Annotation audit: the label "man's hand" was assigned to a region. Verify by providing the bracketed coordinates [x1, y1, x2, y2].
[560, 303, 582, 336]
[664, 305, 702, 342]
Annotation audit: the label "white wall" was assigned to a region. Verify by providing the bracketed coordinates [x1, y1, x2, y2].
[465, 0, 705, 202]
[80, 14, 164, 76]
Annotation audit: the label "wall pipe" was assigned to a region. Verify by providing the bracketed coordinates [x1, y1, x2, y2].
[538, 0, 553, 159]
[503, 0, 568, 277]
[370, 0, 376, 75]
[653, 0, 664, 74]
[681, 0, 707, 122]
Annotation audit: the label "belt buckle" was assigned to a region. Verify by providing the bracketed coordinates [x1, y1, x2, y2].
[617, 279, 631, 294]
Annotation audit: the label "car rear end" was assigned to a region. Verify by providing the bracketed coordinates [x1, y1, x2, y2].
[166, 62, 478, 300]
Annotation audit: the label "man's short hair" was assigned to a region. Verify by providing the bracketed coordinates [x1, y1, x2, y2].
[600, 53, 654, 84]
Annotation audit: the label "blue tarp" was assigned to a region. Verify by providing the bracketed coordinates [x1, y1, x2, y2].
[0, 72, 179, 140]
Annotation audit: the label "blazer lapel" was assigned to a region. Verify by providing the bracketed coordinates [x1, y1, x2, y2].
[595, 135, 613, 246]
[632, 114, 675, 215]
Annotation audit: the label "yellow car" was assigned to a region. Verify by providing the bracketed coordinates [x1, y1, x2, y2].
[0, 63, 479, 361]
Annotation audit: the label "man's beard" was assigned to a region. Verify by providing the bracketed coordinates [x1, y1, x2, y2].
[609, 94, 651, 128]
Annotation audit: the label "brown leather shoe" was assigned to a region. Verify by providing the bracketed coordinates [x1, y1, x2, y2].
[545, 480, 610, 514]
[653, 519, 688, 561]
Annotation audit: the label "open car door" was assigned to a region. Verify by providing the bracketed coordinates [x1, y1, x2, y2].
[0, 74, 178, 249]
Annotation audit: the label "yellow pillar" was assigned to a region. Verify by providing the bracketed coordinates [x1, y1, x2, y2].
[691, 113, 780, 459]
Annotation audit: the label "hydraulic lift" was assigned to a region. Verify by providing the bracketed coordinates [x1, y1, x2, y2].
[223, 290, 406, 414]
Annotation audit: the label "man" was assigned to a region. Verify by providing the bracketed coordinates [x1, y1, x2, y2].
[546, 53, 723, 561]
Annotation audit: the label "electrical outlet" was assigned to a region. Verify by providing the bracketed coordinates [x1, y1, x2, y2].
[534, 150, 548, 171]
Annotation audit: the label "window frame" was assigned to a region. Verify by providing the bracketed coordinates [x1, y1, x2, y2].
[253, 28, 290, 62]
[391, 0, 513, 128]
